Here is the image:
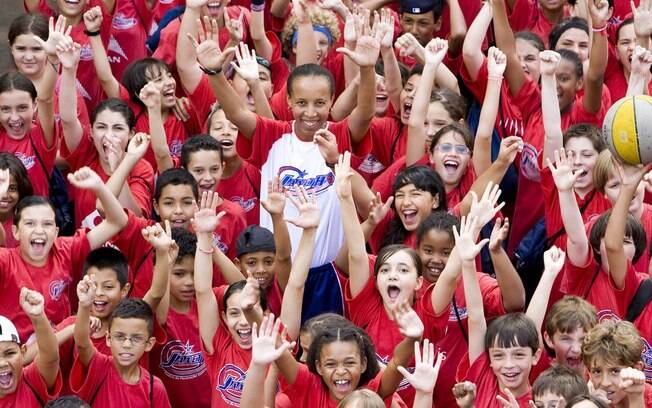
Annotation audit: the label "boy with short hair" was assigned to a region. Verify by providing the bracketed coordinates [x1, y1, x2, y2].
[582, 320, 652, 407]
[0, 288, 60, 407]
[72, 286, 171, 407]
[532, 365, 589, 408]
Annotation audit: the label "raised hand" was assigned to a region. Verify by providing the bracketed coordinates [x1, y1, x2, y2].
[488, 217, 509, 252]
[343, 6, 358, 44]
[631, 45, 652, 77]
[453, 381, 477, 408]
[589, 0, 613, 28]
[186, 0, 210, 9]
[292, 0, 311, 24]
[375, 8, 395, 51]
[83, 6, 103, 33]
[261, 177, 286, 216]
[619, 367, 646, 396]
[496, 136, 524, 166]
[314, 129, 339, 166]
[239, 272, 261, 310]
[251, 314, 295, 366]
[191, 191, 225, 234]
[142, 220, 175, 251]
[126, 132, 151, 160]
[468, 181, 505, 229]
[0, 169, 10, 198]
[316, 0, 347, 13]
[188, 16, 235, 72]
[337, 16, 381, 67]
[139, 81, 163, 111]
[224, 9, 244, 44]
[487, 46, 507, 77]
[397, 339, 444, 393]
[55, 35, 81, 70]
[89, 316, 102, 334]
[230, 42, 260, 83]
[543, 245, 566, 276]
[546, 148, 581, 191]
[390, 300, 424, 339]
[68, 167, 104, 191]
[334, 151, 353, 200]
[394, 33, 423, 59]
[19, 288, 45, 317]
[539, 50, 561, 77]
[285, 186, 320, 229]
[35, 15, 72, 57]
[424, 37, 448, 67]
[496, 387, 519, 408]
[105, 139, 123, 174]
[633, 0, 652, 38]
[453, 216, 489, 262]
[614, 160, 652, 190]
[77, 275, 97, 308]
[172, 97, 191, 122]
[367, 192, 394, 226]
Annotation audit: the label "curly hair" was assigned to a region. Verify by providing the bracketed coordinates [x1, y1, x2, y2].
[281, 6, 341, 56]
[582, 320, 643, 369]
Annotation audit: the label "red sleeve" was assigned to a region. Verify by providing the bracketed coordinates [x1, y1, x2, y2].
[60, 127, 99, 170]
[235, 116, 292, 168]
[128, 160, 155, 218]
[187, 75, 217, 125]
[368, 117, 402, 167]
[460, 57, 490, 103]
[540, 167, 566, 242]
[24, 0, 55, 16]
[507, 0, 537, 31]
[111, 210, 151, 262]
[512, 78, 542, 120]
[330, 120, 372, 159]
[66, 229, 93, 283]
[477, 273, 508, 318]
[270, 85, 293, 121]
[267, 32, 289, 94]
[213, 201, 247, 261]
[279, 363, 322, 403]
[371, 157, 409, 202]
[30, 121, 58, 174]
[70, 349, 112, 397]
[344, 268, 384, 328]
[23, 361, 62, 403]
[152, 19, 180, 66]
[561, 256, 596, 297]
[417, 283, 450, 343]
[571, 94, 608, 126]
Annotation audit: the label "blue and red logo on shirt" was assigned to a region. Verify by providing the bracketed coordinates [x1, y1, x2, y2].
[49, 279, 68, 301]
[216, 364, 246, 406]
[641, 338, 652, 382]
[14, 152, 35, 171]
[230, 197, 257, 213]
[519, 143, 541, 182]
[277, 166, 334, 195]
[159, 340, 206, 380]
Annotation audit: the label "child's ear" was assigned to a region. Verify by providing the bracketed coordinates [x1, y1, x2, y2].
[543, 332, 554, 350]
[315, 359, 324, 376]
[20, 344, 27, 355]
[234, 257, 243, 271]
[575, 77, 584, 93]
[532, 348, 542, 366]
[144, 337, 155, 352]
[433, 15, 443, 32]
[635, 361, 645, 371]
[431, 194, 440, 210]
[415, 276, 423, 290]
[152, 200, 159, 216]
[120, 283, 131, 299]
[106, 332, 111, 348]
[11, 224, 18, 241]
[360, 356, 367, 373]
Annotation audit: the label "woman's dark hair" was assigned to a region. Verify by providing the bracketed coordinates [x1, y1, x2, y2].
[416, 211, 459, 245]
[90, 98, 136, 130]
[549, 17, 589, 51]
[565, 394, 609, 408]
[223, 280, 268, 312]
[515, 31, 545, 52]
[8, 14, 48, 45]
[121, 57, 171, 108]
[430, 88, 467, 122]
[0, 71, 37, 101]
[381, 166, 446, 248]
[373, 244, 422, 277]
[374, 59, 410, 85]
[616, 17, 635, 41]
[558, 48, 584, 79]
[589, 210, 647, 264]
[307, 322, 380, 389]
[14, 196, 55, 226]
[287, 63, 335, 98]
[429, 122, 474, 152]
[0, 153, 33, 201]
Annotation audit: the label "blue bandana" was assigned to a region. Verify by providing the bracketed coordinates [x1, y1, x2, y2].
[291, 24, 334, 47]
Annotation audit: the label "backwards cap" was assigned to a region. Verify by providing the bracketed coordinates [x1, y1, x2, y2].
[400, 0, 437, 14]
[0, 316, 20, 344]
[236, 226, 276, 258]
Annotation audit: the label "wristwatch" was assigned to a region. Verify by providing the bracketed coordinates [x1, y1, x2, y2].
[199, 65, 222, 76]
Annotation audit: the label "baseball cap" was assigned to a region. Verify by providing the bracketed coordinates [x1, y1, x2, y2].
[400, 0, 437, 14]
[0, 316, 20, 344]
[236, 226, 276, 258]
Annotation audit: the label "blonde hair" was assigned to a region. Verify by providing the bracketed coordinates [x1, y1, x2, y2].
[281, 6, 341, 56]
[582, 320, 643, 369]
[592, 150, 615, 194]
[545, 296, 597, 336]
[337, 389, 385, 408]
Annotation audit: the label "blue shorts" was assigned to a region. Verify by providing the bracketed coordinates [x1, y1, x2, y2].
[300, 262, 345, 325]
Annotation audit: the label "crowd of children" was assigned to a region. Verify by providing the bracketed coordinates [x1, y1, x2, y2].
[4, 0, 652, 406]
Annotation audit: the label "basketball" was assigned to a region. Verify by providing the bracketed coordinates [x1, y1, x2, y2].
[602, 95, 652, 165]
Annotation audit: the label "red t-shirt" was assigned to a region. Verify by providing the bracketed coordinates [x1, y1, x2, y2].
[70, 350, 171, 408]
[434, 273, 507, 408]
[561, 257, 645, 321]
[61, 127, 154, 228]
[0, 362, 61, 408]
[151, 301, 212, 408]
[507, 0, 569, 47]
[2, 217, 18, 248]
[211, 200, 247, 261]
[0, 230, 90, 342]
[0, 121, 56, 197]
[203, 287, 252, 408]
[33, 0, 113, 113]
[108, 0, 151, 82]
[217, 161, 261, 227]
[507, 78, 607, 255]
[345, 273, 448, 406]
[461, 58, 525, 139]
[459, 352, 533, 408]
[280, 363, 403, 408]
[604, 47, 652, 102]
[187, 75, 215, 127]
[540, 167, 612, 249]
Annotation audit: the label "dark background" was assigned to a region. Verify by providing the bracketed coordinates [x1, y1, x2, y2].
[1, 0, 28, 73]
